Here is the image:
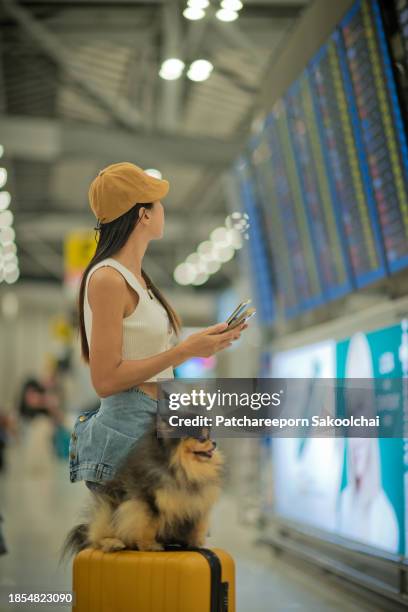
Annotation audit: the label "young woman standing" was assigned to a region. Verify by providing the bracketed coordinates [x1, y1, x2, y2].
[69, 162, 245, 492]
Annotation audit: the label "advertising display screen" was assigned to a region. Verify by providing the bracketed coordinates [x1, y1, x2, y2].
[336, 323, 406, 555]
[269, 341, 344, 534]
[267, 320, 407, 556]
[308, 34, 387, 287]
[233, 157, 276, 325]
[338, 0, 408, 273]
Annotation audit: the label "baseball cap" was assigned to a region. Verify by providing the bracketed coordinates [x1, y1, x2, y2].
[89, 162, 170, 224]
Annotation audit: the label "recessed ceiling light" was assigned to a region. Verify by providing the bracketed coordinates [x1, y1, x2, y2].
[221, 0, 243, 10]
[183, 6, 205, 20]
[4, 267, 20, 285]
[191, 271, 209, 286]
[0, 192, 11, 211]
[174, 262, 197, 285]
[159, 58, 185, 80]
[0, 168, 7, 189]
[216, 8, 239, 21]
[187, 0, 209, 8]
[187, 59, 214, 82]
[0, 210, 13, 228]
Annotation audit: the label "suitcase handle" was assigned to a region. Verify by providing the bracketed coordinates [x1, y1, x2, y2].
[163, 544, 228, 612]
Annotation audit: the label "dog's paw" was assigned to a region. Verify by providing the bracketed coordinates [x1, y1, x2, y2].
[99, 538, 126, 552]
[137, 542, 164, 552]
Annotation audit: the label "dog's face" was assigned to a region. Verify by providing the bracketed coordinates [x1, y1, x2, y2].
[179, 428, 217, 462]
[155, 419, 223, 481]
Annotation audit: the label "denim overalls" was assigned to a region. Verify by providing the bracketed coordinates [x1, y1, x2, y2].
[69, 386, 158, 485]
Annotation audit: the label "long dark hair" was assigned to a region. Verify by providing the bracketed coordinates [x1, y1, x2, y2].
[78, 203, 182, 363]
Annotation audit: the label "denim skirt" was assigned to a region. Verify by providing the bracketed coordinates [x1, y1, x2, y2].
[69, 386, 158, 485]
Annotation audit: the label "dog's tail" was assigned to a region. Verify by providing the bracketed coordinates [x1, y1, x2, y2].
[59, 523, 89, 564]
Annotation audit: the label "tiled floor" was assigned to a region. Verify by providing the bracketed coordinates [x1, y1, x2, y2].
[0, 441, 382, 611]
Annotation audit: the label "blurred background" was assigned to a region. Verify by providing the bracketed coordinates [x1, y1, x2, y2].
[1, 0, 408, 610]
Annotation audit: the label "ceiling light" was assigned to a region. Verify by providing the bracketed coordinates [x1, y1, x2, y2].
[221, 0, 243, 9]
[159, 58, 185, 80]
[174, 262, 197, 285]
[229, 228, 243, 249]
[186, 253, 201, 265]
[203, 259, 221, 274]
[3, 242, 16, 256]
[4, 259, 18, 273]
[197, 240, 216, 261]
[187, 59, 213, 82]
[183, 6, 205, 20]
[186, 253, 208, 275]
[0, 210, 13, 227]
[0, 192, 11, 211]
[216, 8, 239, 21]
[191, 271, 209, 286]
[0, 168, 7, 189]
[4, 267, 19, 285]
[213, 245, 235, 262]
[145, 168, 162, 179]
[226, 211, 250, 234]
[0, 227, 15, 244]
[187, 0, 209, 7]
[210, 226, 229, 244]
[3, 251, 17, 262]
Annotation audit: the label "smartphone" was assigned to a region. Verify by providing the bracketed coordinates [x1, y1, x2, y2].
[223, 307, 256, 332]
[226, 299, 251, 326]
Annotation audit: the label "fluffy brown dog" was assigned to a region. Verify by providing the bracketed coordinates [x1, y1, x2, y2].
[63, 418, 223, 557]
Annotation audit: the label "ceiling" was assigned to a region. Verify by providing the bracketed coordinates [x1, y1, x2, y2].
[0, 0, 309, 289]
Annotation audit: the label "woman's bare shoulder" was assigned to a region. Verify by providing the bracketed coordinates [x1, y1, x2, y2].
[87, 266, 126, 303]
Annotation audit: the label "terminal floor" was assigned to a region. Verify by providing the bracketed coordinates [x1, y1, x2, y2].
[0, 443, 383, 612]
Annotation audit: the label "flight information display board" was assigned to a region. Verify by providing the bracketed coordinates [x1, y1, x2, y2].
[235, 0, 408, 323]
[250, 116, 323, 317]
[393, 0, 408, 107]
[338, 0, 408, 273]
[285, 75, 353, 299]
[396, 0, 408, 41]
[233, 157, 276, 324]
[308, 33, 387, 287]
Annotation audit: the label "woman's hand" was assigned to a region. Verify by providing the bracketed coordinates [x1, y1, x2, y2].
[179, 322, 247, 359]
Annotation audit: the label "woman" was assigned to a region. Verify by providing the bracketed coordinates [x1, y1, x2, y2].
[69, 162, 245, 493]
[338, 333, 399, 553]
[19, 378, 64, 476]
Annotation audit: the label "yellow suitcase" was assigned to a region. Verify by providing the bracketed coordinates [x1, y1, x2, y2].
[72, 546, 235, 612]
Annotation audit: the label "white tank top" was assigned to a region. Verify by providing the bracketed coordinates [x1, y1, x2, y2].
[84, 257, 174, 382]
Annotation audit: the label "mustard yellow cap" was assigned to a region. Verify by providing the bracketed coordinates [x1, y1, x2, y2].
[89, 162, 169, 224]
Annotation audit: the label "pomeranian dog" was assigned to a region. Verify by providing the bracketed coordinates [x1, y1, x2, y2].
[62, 417, 223, 558]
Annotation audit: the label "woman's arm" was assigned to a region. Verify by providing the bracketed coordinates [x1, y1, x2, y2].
[88, 267, 241, 397]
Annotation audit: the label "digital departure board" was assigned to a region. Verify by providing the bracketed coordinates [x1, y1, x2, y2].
[232, 0, 408, 324]
[250, 130, 299, 317]
[285, 75, 353, 299]
[339, 0, 408, 273]
[396, 0, 408, 42]
[234, 157, 276, 324]
[394, 0, 408, 106]
[308, 34, 387, 287]
[250, 115, 323, 317]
